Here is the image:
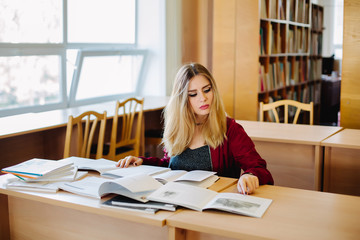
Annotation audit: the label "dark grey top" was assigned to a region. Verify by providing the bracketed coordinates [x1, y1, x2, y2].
[169, 145, 212, 171]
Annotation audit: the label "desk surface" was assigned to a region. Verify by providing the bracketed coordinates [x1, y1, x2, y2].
[166, 184, 360, 240]
[321, 128, 360, 149]
[0, 96, 169, 139]
[237, 120, 343, 145]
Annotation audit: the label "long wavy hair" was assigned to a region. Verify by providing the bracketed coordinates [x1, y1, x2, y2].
[162, 63, 227, 156]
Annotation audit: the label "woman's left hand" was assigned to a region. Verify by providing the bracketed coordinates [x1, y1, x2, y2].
[237, 173, 259, 195]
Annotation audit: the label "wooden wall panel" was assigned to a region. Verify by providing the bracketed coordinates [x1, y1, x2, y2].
[341, 0, 360, 129]
[234, 0, 259, 120]
[181, 0, 212, 68]
[212, 0, 236, 117]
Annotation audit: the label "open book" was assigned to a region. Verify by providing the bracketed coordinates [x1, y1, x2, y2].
[101, 165, 170, 179]
[147, 182, 272, 218]
[152, 170, 219, 188]
[58, 173, 163, 202]
[65, 156, 118, 174]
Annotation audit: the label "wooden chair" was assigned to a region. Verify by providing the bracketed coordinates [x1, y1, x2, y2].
[64, 110, 107, 159]
[259, 100, 314, 125]
[104, 97, 144, 161]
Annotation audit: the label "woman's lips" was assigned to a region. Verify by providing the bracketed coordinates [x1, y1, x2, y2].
[200, 104, 209, 110]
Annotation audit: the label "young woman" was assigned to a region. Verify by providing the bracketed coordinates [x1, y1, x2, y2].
[116, 63, 274, 194]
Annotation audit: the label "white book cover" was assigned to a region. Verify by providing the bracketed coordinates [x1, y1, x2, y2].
[65, 157, 118, 174]
[101, 165, 170, 179]
[58, 174, 163, 202]
[147, 182, 272, 218]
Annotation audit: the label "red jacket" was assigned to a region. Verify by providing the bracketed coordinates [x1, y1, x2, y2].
[141, 117, 274, 185]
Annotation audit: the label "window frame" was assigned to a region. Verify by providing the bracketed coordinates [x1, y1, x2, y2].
[68, 49, 147, 107]
[0, 0, 140, 117]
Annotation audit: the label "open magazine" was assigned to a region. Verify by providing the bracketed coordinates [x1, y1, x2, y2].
[147, 182, 272, 218]
[58, 173, 162, 202]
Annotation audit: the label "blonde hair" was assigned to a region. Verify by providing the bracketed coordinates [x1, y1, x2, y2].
[162, 63, 227, 156]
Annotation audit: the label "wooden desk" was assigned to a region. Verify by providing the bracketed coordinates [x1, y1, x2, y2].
[0, 174, 236, 240]
[321, 128, 360, 196]
[0, 96, 169, 171]
[167, 184, 360, 240]
[0, 174, 171, 240]
[236, 120, 342, 190]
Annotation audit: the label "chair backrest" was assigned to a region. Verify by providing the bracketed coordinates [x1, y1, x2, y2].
[64, 110, 107, 159]
[107, 98, 144, 161]
[259, 100, 313, 125]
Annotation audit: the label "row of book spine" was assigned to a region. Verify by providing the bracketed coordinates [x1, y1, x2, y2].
[260, 24, 309, 55]
[258, 58, 322, 92]
[261, 0, 310, 24]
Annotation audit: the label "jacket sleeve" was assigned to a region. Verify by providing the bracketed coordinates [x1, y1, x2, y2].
[227, 119, 274, 185]
[139, 149, 170, 168]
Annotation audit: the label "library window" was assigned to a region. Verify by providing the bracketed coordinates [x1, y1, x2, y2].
[0, 0, 139, 117]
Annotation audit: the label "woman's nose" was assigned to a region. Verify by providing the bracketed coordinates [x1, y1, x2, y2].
[199, 92, 207, 101]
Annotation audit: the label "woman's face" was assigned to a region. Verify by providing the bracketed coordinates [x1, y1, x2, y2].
[188, 75, 213, 120]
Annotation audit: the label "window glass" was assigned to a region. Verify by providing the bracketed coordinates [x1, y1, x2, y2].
[0, 55, 61, 109]
[76, 54, 143, 100]
[0, 0, 62, 43]
[67, 0, 135, 43]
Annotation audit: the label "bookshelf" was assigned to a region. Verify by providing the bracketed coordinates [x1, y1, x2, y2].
[258, 0, 323, 124]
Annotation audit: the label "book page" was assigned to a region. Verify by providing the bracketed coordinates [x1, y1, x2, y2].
[152, 170, 187, 184]
[179, 175, 219, 188]
[59, 176, 109, 198]
[147, 182, 218, 211]
[203, 192, 272, 218]
[107, 174, 163, 193]
[66, 157, 117, 174]
[175, 170, 216, 182]
[101, 165, 170, 178]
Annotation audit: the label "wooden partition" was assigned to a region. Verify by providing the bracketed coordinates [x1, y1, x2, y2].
[341, 0, 360, 129]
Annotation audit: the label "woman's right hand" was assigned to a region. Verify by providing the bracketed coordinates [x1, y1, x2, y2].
[116, 156, 143, 168]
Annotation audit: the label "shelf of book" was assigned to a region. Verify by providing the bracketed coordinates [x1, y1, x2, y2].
[258, 0, 323, 124]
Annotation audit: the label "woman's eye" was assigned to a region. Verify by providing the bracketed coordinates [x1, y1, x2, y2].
[204, 87, 212, 93]
[188, 93, 197, 97]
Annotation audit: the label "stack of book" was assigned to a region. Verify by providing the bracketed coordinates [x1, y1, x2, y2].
[1, 158, 87, 192]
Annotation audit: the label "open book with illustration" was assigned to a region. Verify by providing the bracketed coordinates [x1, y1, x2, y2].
[147, 182, 272, 218]
[58, 173, 163, 202]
